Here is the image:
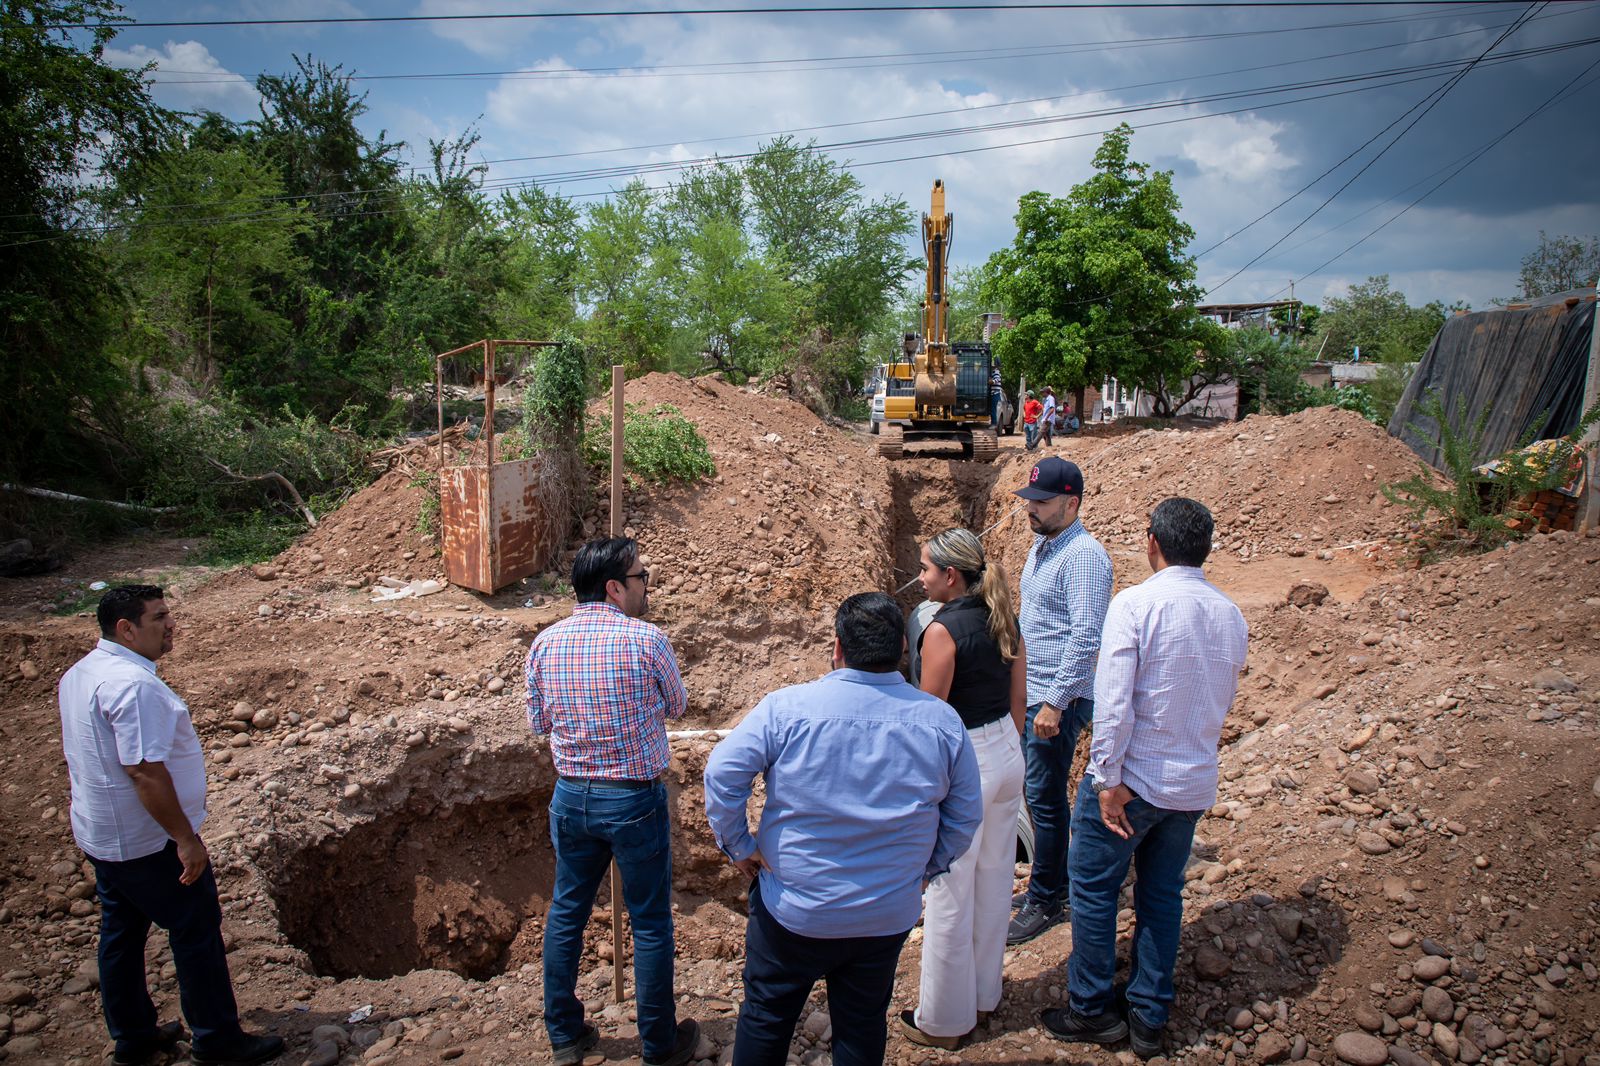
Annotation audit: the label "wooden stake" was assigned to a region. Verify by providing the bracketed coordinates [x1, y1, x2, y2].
[609, 364, 627, 1006]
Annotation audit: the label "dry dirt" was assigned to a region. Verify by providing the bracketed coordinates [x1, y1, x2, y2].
[0, 381, 1596, 1066]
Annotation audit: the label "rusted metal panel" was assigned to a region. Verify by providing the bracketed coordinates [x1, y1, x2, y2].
[441, 466, 491, 593]
[489, 459, 548, 589]
[434, 338, 565, 595]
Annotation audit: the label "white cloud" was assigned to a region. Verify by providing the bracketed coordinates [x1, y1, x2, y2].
[105, 41, 260, 117]
[1181, 114, 1294, 180]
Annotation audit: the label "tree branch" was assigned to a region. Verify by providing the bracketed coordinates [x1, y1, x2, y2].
[204, 458, 318, 527]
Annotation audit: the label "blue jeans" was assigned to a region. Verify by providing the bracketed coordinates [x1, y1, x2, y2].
[544, 780, 677, 1058]
[88, 841, 243, 1055]
[1024, 422, 1040, 449]
[1066, 775, 1202, 1028]
[989, 393, 1001, 428]
[734, 881, 909, 1066]
[1022, 698, 1095, 910]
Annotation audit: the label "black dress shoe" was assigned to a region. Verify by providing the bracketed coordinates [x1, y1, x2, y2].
[1040, 1007, 1129, 1046]
[190, 1032, 285, 1066]
[114, 1021, 186, 1065]
[643, 1018, 700, 1066]
[1006, 899, 1063, 945]
[550, 1024, 599, 1066]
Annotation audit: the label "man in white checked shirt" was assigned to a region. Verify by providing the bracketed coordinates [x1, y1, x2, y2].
[1041, 498, 1248, 1060]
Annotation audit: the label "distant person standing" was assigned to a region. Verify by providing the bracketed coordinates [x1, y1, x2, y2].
[1041, 388, 1058, 447]
[898, 530, 1027, 1051]
[526, 537, 700, 1066]
[1022, 392, 1043, 451]
[1043, 498, 1247, 1059]
[704, 593, 982, 1066]
[989, 363, 1005, 430]
[58, 585, 284, 1066]
[1007, 458, 1114, 946]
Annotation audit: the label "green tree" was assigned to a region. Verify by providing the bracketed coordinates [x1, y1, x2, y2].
[664, 215, 794, 378]
[578, 181, 676, 376]
[105, 137, 309, 392]
[497, 185, 582, 340]
[982, 124, 1204, 413]
[1313, 275, 1443, 363]
[378, 131, 515, 369]
[0, 0, 169, 486]
[1516, 231, 1600, 299]
[743, 137, 915, 343]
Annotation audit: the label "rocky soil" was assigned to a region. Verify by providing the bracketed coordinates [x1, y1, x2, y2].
[0, 381, 1595, 1066]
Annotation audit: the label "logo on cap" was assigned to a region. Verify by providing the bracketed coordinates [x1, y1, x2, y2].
[1030, 465, 1041, 483]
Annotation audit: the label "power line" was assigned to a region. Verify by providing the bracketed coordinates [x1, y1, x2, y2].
[5, 35, 1586, 247]
[63, 25, 1568, 225]
[136, 5, 1525, 85]
[54, 1, 1577, 30]
[1281, 54, 1600, 293]
[1200, 1, 1546, 299]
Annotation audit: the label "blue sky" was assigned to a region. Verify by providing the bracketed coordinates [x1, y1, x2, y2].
[104, 1, 1600, 309]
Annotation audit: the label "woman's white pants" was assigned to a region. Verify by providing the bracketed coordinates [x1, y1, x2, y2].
[914, 716, 1026, 1038]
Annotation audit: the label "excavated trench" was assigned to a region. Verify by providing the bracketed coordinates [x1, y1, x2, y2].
[266, 742, 750, 982]
[886, 460, 1007, 610]
[265, 457, 1015, 985]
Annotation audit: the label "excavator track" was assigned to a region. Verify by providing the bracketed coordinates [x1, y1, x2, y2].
[970, 428, 998, 463]
[877, 424, 904, 460]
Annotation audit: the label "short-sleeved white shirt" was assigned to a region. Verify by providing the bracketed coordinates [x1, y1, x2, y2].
[58, 639, 208, 861]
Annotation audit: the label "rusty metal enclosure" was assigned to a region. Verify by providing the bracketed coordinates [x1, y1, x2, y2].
[435, 339, 560, 594]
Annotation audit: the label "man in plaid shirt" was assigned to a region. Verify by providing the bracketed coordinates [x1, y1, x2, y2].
[525, 537, 698, 1066]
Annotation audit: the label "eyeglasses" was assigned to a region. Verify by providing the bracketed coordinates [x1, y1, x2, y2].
[624, 569, 650, 585]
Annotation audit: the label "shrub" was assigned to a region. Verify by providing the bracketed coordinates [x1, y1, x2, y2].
[585, 403, 717, 486]
[130, 393, 374, 524]
[522, 336, 589, 551]
[192, 511, 299, 565]
[1382, 392, 1600, 557]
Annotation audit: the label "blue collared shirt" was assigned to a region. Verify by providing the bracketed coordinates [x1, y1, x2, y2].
[703, 668, 983, 939]
[1020, 518, 1114, 708]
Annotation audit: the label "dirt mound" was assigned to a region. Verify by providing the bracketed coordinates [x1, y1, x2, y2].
[981, 408, 1423, 585]
[574, 373, 893, 721]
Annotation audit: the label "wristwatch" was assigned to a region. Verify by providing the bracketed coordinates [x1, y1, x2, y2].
[1091, 777, 1115, 795]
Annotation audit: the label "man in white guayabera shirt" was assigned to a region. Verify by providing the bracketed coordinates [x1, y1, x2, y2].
[58, 585, 283, 1066]
[1041, 498, 1248, 1061]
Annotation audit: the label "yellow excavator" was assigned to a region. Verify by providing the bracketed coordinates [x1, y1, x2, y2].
[878, 180, 999, 462]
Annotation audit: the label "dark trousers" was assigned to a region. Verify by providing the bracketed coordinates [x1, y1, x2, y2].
[733, 882, 910, 1066]
[89, 841, 242, 1054]
[1022, 698, 1096, 910]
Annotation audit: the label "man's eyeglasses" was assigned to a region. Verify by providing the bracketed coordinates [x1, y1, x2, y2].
[624, 569, 650, 585]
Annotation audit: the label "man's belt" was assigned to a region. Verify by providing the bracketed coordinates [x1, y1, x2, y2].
[560, 776, 656, 789]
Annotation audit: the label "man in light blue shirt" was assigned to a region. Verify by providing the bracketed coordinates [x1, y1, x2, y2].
[1009, 456, 1114, 946]
[704, 592, 982, 1066]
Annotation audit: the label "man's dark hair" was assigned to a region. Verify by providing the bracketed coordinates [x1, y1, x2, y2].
[1149, 497, 1214, 568]
[97, 585, 165, 638]
[571, 537, 638, 603]
[834, 592, 905, 671]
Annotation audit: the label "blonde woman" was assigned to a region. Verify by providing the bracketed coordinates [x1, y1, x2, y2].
[899, 528, 1027, 1050]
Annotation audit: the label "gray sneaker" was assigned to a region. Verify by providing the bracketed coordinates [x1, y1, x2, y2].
[1006, 899, 1063, 945]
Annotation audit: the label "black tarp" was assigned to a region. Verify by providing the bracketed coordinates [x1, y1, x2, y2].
[1388, 288, 1597, 469]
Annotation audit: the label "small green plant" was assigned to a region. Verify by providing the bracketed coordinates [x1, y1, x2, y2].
[1382, 392, 1600, 557]
[410, 469, 441, 536]
[192, 511, 299, 566]
[584, 403, 717, 486]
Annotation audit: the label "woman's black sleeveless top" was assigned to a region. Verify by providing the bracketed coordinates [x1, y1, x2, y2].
[923, 594, 1011, 729]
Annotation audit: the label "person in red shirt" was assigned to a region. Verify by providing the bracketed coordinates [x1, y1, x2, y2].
[1022, 392, 1044, 451]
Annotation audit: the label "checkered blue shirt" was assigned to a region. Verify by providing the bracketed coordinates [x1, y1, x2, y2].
[525, 602, 687, 780]
[1019, 519, 1113, 708]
